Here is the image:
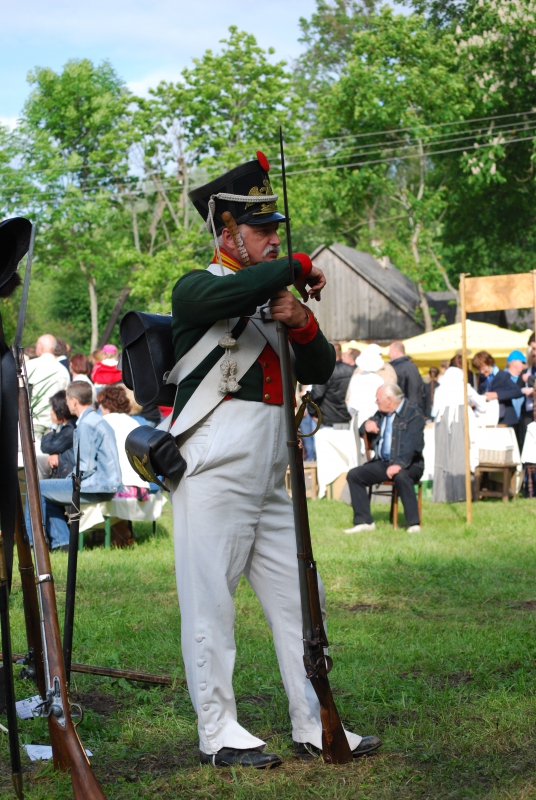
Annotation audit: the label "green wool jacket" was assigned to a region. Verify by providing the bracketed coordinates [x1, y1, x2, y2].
[170, 256, 335, 416]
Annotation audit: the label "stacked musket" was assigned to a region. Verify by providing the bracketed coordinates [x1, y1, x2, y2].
[0, 218, 106, 799]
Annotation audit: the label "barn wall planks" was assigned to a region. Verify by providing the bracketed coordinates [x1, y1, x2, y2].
[312, 248, 422, 341]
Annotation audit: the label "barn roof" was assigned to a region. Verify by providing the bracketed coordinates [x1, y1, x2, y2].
[312, 243, 420, 321]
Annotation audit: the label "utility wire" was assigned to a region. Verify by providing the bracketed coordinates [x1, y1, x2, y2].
[288, 108, 536, 147]
[272, 134, 536, 177]
[279, 120, 536, 166]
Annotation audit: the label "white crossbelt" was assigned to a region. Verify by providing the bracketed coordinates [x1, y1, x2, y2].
[159, 263, 294, 438]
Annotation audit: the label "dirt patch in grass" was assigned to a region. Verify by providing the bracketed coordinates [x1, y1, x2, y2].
[346, 602, 383, 613]
[509, 599, 536, 609]
[71, 690, 118, 716]
[238, 693, 273, 706]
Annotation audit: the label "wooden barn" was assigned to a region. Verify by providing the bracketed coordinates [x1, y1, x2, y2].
[310, 243, 512, 342]
[311, 243, 425, 342]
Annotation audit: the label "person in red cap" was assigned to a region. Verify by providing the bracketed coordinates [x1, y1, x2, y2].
[162, 153, 381, 768]
[91, 343, 122, 390]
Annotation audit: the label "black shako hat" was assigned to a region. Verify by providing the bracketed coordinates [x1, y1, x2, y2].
[0, 217, 32, 296]
[188, 151, 286, 236]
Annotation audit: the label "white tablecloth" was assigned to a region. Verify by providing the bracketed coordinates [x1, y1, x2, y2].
[79, 492, 167, 533]
[315, 427, 358, 499]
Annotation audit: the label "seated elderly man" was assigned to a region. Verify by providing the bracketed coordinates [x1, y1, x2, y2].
[344, 383, 424, 534]
[28, 381, 122, 551]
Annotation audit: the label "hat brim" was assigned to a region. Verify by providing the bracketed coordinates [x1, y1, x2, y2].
[242, 212, 286, 226]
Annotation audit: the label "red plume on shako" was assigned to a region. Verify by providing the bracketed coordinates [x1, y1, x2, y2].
[256, 151, 270, 172]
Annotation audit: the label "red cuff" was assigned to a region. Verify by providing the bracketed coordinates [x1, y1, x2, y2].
[288, 307, 319, 345]
[293, 252, 313, 279]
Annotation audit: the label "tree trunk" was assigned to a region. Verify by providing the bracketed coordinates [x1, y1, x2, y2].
[428, 246, 461, 322]
[79, 262, 99, 353]
[97, 286, 131, 349]
[417, 281, 434, 332]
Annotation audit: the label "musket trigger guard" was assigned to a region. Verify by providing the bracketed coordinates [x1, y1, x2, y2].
[70, 703, 84, 727]
[296, 391, 322, 438]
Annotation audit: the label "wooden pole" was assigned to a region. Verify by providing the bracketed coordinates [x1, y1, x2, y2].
[460, 273, 472, 524]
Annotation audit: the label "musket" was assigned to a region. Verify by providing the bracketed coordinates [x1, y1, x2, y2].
[0, 532, 24, 799]
[14, 485, 46, 697]
[278, 128, 352, 764]
[12, 226, 106, 799]
[5, 653, 175, 686]
[63, 445, 83, 686]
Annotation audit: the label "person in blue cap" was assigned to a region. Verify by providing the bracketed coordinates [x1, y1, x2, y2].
[485, 350, 534, 445]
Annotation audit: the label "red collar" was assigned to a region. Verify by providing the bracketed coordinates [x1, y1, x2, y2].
[211, 249, 243, 272]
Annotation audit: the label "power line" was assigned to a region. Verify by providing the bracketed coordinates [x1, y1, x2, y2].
[272, 134, 536, 177]
[284, 108, 536, 148]
[280, 120, 536, 166]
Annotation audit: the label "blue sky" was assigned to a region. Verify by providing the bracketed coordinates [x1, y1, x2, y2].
[0, 0, 317, 126]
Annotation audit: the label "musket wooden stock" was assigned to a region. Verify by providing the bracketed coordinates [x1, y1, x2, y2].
[15, 488, 46, 698]
[16, 353, 106, 799]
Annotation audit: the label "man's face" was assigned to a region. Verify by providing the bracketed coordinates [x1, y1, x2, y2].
[66, 395, 78, 416]
[507, 359, 525, 377]
[376, 387, 399, 415]
[530, 342, 536, 365]
[479, 364, 493, 377]
[240, 222, 281, 265]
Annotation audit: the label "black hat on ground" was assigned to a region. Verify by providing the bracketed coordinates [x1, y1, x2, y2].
[0, 217, 32, 297]
[189, 151, 286, 236]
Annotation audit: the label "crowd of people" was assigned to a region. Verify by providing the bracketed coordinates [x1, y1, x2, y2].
[24, 334, 171, 551]
[304, 333, 536, 523]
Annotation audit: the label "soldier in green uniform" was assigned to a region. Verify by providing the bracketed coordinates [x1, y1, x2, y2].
[163, 153, 381, 767]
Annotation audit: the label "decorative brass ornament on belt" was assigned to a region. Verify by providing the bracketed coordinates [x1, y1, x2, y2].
[295, 391, 322, 437]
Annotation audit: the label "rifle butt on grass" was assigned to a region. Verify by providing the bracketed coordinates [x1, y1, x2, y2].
[278, 128, 351, 764]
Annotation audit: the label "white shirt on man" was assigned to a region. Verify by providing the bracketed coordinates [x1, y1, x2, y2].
[26, 352, 70, 436]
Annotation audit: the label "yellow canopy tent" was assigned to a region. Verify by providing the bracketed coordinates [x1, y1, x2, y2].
[397, 320, 533, 371]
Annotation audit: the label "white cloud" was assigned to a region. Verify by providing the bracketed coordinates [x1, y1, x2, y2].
[127, 69, 184, 97]
[0, 116, 18, 130]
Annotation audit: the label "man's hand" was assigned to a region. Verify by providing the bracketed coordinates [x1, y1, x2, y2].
[485, 391, 498, 401]
[522, 386, 534, 396]
[48, 454, 59, 468]
[294, 265, 326, 302]
[364, 419, 379, 434]
[386, 464, 402, 479]
[269, 290, 309, 328]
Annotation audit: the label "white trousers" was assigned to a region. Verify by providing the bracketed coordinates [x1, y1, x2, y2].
[171, 399, 362, 754]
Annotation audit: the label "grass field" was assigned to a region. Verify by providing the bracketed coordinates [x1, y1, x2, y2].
[2, 496, 536, 799]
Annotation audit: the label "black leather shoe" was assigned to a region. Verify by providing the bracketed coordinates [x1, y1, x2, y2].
[200, 747, 282, 769]
[294, 735, 382, 761]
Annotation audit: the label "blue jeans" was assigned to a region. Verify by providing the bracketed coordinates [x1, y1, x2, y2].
[299, 412, 317, 461]
[26, 479, 114, 550]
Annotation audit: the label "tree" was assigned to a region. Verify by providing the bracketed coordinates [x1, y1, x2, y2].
[19, 59, 137, 351]
[313, 8, 472, 328]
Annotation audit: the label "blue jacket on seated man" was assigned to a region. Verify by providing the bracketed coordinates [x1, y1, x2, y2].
[28, 380, 122, 551]
[345, 383, 424, 534]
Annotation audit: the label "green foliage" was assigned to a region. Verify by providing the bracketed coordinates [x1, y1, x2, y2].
[2, 5, 536, 346]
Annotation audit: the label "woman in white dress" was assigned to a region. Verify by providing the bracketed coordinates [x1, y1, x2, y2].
[431, 363, 488, 502]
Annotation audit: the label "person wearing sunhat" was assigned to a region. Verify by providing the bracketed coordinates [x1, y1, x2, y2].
[486, 349, 534, 445]
[164, 153, 381, 768]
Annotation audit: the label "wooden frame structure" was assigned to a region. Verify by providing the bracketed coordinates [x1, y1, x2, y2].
[460, 270, 536, 522]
